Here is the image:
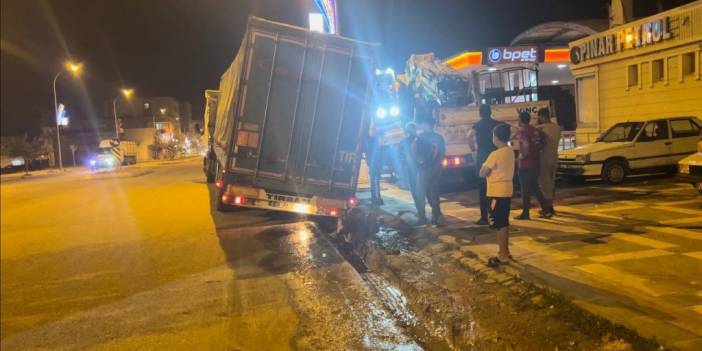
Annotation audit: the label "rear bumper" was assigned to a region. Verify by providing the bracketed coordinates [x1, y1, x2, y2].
[220, 184, 347, 217]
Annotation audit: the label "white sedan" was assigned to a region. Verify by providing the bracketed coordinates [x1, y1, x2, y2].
[558, 117, 702, 184]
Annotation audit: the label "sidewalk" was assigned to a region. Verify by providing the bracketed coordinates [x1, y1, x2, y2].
[360, 180, 702, 350]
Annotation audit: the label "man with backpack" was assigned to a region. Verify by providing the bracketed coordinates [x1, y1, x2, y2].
[412, 117, 446, 227]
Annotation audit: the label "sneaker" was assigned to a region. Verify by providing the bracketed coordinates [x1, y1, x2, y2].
[538, 210, 553, 219]
[475, 218, 489, 226]
[416, 217, 429, 226]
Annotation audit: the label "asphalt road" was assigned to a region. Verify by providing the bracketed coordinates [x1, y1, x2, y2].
[1, 159, 420, 350]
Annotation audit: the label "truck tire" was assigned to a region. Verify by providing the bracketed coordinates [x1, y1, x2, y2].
[206, 159, 215, 183]
[602, 159, 627, 185]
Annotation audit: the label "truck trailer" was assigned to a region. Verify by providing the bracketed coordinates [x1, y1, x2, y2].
[204, 17, 378, 216]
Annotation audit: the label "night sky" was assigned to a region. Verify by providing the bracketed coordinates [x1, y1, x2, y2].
[1, 0, 693, 136]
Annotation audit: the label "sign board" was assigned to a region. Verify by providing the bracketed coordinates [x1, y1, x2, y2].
[570, 16, 672, 64]
[56, 103, 69, 126]
[486, 46, 538, 64]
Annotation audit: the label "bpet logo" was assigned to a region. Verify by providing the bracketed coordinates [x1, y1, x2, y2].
[486, 46, 538, 64]
[571, 16, 672, 64]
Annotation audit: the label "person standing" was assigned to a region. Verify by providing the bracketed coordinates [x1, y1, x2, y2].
[467, 104, 501, 225]
[400, 122, 418, 196]
[412, 117, 446, 226]
[479, 124, 515, 266]
[365, 126, 385, 206]
[514, 111, 548, 220]
[536, 108, 560, 217]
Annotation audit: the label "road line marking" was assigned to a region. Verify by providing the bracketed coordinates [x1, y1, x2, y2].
[514, 238, 579, 261]
[555, 205, 622, 220]
[658, 199, 702, 206]
[653, 206, 702, 216]
[613, 233, 678, 249]
[683, 251, 702, 261]
[588, 249, 674, 263]
[647, 226, 702, 240]
[660, 216, 702, 225]
[509, 213, 590, 234]
[575, 263, 661, 297]
[591, 205, 643, 213]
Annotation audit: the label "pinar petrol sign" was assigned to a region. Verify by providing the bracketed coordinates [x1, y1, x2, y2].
[486, 46, 538, 64]
[570, 16, 672, 64]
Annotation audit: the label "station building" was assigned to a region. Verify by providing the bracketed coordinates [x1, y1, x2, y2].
[568, 1, 702, 144]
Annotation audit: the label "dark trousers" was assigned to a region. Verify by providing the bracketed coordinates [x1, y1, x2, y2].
[518, 167, 547, 215]
[368, 146, 386, 202]
[476, 154, 491, 221]
[478, 177, 491, 221]
[415, 167, 442, 221]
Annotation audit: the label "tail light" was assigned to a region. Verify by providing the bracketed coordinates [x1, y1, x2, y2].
[234, 195, 246, 205]
[215, 179, 224, 189]
[453, 157, 462, 166]
[442, 159, 449, 167]
[328, 208, 339, 216]
[221, 194, 229, 203]
[348, 197, 358, 207]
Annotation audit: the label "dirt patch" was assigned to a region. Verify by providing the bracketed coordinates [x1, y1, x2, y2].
[363, 229, 668, 351]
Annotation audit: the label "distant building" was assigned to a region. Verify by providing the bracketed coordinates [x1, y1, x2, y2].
[109, 96, 192, 144]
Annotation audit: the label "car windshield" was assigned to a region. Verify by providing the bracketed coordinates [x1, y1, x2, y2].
[599, 122, 644, 142]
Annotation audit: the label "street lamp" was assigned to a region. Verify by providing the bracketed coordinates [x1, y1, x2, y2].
[113, 88, 134, 139]
[53, 60, 83, 170]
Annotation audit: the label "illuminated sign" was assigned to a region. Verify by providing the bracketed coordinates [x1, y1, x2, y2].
[444, 51, 483, 70]
[56, 103, 69, 126]
[312, 0, 338, 34]
[487, 46, 538, 64]
[309, 13, 325, 33]
[571, 16, 672, 64]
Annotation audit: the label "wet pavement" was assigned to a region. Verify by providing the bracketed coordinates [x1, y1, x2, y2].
[364, 175, 701, 350]
[1, 159, 420, 350]
[3, 158, 699, 350]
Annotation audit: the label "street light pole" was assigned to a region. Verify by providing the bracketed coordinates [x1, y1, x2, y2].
[113, 97, 119, 139]
[113, 88, 133, 139]
[51, 61, 83, 170]
[53, 71, 64, 170]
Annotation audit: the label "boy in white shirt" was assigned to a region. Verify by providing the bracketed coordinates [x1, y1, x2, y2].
[479, 124, 515, 266]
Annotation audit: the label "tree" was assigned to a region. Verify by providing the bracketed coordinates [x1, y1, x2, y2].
[2, 135, 40, 175]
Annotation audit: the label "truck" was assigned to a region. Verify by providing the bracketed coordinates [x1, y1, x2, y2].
[204, 16, 378, 216]
[402, 53, 554, 181]
[92, 138, 138, 170]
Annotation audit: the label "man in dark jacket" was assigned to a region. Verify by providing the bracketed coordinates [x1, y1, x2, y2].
[413, 117, 446, 226]
[467, 104, 502, 225]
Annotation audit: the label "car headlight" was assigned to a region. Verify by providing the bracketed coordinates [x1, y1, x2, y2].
[575, 154, 589, 163]
[376, 107, 387, 119]
[389, 105, 400, 117]
[679, 163, 690, 174]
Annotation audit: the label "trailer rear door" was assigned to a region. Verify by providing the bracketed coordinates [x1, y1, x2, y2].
[229, 24, 372, 197]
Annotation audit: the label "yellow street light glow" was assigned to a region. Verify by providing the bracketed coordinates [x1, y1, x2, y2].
[121, 88, 134, 99]
[65, 61, 83, 76]
[160, 108, 167, 115]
